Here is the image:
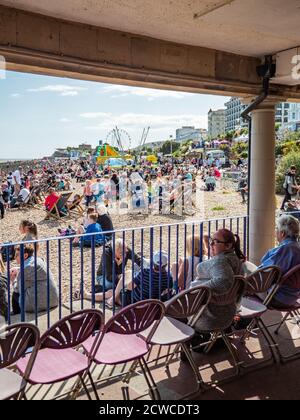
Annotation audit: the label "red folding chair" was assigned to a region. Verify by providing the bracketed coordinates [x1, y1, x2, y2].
[82, 300, 165, 400]
[237, 266, 282, 367]
[0, 323, 40, 400]
[16, 310, 103, 400]
[267, 265, 300, 363]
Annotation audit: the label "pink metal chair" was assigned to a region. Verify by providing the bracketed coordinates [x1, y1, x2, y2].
[237, 266, 282, 366]
[142, 286, 212, 399]
[16, 309, 103, 400]
[82, 300, 165, 400]
[0, 323, 40, 400]
[266, 265, 300, 363]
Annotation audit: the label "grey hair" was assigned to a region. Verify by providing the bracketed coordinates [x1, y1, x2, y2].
[277, 215, 300, 239]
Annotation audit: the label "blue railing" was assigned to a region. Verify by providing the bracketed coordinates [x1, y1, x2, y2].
[0, 216, 248, 328]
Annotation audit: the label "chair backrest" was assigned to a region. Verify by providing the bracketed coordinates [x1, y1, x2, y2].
[56, 192, 72, 209]
[41, 310, 103, 350]
[165, 286, 211, 326]
[0, 323, 40, 380]
[280, 264, 300, 289]
[245, 266, 282, 296]
[211, 275, 246, 306]
[103, 300, 165, 343]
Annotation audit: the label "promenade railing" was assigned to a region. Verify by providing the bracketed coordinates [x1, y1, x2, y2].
[1, 215, 248, 328]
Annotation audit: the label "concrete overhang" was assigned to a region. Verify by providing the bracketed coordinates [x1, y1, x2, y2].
[0, 1, 300, 100]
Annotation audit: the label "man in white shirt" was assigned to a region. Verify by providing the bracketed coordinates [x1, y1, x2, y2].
[12, 167, 22, 197]
[10, 187, 30, 208]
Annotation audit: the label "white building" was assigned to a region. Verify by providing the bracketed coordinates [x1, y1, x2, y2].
[208, 109, 226, 139]
[176, 126, 205, 143]
[225, 97, 248, 132]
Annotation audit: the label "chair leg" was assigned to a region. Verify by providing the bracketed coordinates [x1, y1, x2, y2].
[87, 371, 100, 400]
[240, 319, 257, 342]
[165, 343, 181, 370]
[204, 332, 218, 354]
[259, 318, 282, 363]
[140, 357, 161, 401]
[221, 331, 241, 376]
[123, 360, 139, 384]
[274, 313, 290, 335]
[256, 318, 278, 364]
[180, 342, 205, 397]
[79, 374, 93, 401]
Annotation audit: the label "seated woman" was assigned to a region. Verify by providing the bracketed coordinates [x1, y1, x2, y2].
[259, 215, 300, 307]
[205, 171, 217, 192]
[44, 187, 60, 212]
[191, 229, 246, 333]
[79, 239, 141, 302]
[96, 205, 114, 240]
[0, 254, 8, 323]
[10, 244, 59, 315]
[171, 235, 208, 291]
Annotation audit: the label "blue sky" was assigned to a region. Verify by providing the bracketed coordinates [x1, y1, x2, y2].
[0, 71, 229, 159]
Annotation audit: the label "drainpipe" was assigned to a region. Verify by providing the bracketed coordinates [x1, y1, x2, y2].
[240, 55, 276, 257]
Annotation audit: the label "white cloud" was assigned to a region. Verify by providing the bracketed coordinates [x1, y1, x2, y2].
[80, 112, 111, 119]
[101, 85, 194, 101]
[10, 93, 22, 98]
[82, 112, 207, 131]
[27, 85, 87, 97]
[60, 118, 71, 123]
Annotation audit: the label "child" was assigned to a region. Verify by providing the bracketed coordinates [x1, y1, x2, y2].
[80, 213, 104, 248]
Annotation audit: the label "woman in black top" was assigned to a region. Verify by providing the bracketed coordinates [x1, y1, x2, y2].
[96, 205, 114, 239]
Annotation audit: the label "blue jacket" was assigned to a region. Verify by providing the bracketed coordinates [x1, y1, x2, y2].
[81, 223, 104, 246]
[260, 239, 300, 305]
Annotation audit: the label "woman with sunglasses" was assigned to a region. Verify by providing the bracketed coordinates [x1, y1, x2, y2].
[191, 228, 246, 333]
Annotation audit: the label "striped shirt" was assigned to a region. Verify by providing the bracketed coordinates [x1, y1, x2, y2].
[132, 268, 173, 302]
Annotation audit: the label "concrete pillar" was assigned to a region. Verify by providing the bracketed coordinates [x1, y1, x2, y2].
[249, 101, 276, 265]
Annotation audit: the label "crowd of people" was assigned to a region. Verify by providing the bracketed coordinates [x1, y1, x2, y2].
[0, 157, 299, 341]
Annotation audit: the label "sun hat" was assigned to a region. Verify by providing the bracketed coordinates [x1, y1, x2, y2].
[153, 251, 168, 267]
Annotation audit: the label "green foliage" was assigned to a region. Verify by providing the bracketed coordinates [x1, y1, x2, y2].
[211, 206, 226, 211]
[159, 141, 180, 156]
[276, 150, 300, 194]
[230, 142, 248, 160]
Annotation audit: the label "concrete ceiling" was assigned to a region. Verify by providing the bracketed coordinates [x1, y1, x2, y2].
[1, 0, 300, 58]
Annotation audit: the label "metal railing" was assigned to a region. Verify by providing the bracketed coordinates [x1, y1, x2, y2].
[0, 215, 248, 328]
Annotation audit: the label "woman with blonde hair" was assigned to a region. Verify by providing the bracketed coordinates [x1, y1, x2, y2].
[172, 234, 206, 290]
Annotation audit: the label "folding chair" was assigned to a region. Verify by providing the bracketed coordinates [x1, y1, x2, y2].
[198, 276, 246, 379]
[68, 195, 85, 219]
[238, 266, 282, 367]
[82, 300, 165, 400]
[266, 265, 300, 363]
[141, 286, 212, 399]
[45, 192, 72, 220]
[16, 310, 103, 400]
[0, 323, 40, 400]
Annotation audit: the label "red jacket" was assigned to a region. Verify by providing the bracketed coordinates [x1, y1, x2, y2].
[45, 193, 59, 211]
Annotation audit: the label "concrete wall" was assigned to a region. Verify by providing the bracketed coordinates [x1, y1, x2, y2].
[0, 5, 269, 97]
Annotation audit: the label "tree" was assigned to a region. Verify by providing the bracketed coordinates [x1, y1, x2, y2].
[276, 150, 300, 194]
[160, 141, 180, 155]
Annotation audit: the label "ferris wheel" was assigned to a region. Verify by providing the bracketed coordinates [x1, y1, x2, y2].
[106, 127, 132, 153]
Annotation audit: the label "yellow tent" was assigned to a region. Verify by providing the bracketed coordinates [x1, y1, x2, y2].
[146, 155, 158, 163]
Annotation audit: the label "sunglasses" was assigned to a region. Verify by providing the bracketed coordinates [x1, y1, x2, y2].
[209, 238, 229, 246]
